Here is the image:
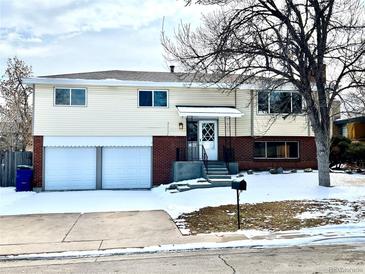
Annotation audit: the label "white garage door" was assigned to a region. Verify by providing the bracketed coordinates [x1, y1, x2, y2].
[45, 147, 96, 190]
[102, 147, 151, 189]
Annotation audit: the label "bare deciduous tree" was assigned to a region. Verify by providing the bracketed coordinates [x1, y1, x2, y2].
[0, 57, 33, 151]
[344, 87, 365, 116]
[162, 0, 365, 187]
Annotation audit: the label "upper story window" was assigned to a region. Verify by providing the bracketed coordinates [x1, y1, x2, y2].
[55, 88, 86, 106]
[138, 90, 168, 107]
[258, 91, 302, 114]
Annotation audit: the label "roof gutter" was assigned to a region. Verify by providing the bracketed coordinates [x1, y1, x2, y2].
[22, 77, 295, 91]
[334, 116, 365, 125]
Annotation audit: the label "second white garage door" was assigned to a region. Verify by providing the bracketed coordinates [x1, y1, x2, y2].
[102, 147, 151, 189]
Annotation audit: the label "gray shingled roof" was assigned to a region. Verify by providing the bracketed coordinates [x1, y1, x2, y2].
[41, 70, 194, 83]
[334, 116, 365, 125]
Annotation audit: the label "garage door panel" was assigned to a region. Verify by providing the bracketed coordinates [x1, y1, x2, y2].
[45, 147, 96, 190]
[102, 147, 151, 189]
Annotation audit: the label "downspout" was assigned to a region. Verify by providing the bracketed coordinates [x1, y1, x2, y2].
[32, 84, 35, 137]
[234, 89, 237, 136]
[250, 90, 254, 137]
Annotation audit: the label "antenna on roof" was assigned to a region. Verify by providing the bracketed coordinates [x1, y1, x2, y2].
[161, 16, 165, 35]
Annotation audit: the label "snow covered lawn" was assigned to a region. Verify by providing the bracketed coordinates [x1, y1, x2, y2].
[0, 171, 365, 219]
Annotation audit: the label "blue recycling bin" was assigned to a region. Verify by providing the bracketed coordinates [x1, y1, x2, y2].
[16, 165, 33, 192]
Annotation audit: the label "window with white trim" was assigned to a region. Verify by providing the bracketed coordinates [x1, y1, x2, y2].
[254, 141, 299, 159]
[55, 88, 86, 106]
[138, 90, 168, 107]
[258, 91, 302, 114]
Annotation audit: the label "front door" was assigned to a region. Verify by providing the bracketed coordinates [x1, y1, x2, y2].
[198, 120, 218, 160]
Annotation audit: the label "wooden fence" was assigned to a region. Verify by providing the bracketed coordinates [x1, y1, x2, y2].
[0, 151, 33, 187]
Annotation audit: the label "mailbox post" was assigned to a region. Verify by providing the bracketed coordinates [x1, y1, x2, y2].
[231, 179, 247, 230]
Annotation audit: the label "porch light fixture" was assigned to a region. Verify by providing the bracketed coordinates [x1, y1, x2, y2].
[179, 122, 184, 130]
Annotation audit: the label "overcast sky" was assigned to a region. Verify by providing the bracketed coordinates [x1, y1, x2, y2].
[0, 0, 211, 76]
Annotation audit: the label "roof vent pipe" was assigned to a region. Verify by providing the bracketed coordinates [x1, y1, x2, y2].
[170, 65, 175, 73]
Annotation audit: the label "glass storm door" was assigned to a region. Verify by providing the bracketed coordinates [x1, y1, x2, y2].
[198, 120, 218, 160]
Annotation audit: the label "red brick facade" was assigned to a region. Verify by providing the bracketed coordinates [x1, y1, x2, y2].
[153, 136, 317, 185]
[33, 135, 317, 187]
[219, 136, 317, 170]
[153, 136, 186, 185]
[33, 136, 43, 188]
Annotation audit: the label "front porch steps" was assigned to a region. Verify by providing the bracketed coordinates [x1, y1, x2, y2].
[207, 174, 232, 179]
[167, 161, 236, 192]
[174, 180, 212, 192]
[205, 161, 234, 187]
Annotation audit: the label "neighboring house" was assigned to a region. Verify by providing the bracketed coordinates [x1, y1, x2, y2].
[333, 116, 365, 142]
[24, 70, 317, 191]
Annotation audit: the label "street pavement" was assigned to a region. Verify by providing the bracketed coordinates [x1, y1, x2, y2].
[0, 244, 365, 273]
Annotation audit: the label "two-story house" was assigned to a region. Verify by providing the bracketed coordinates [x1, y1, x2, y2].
[24, 70, 317, 191]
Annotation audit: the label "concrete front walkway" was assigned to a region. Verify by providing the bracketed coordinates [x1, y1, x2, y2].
[0, 211, 248, 256]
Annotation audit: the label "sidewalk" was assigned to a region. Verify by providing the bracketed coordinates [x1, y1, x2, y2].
[0, 210, 365, 262]
[2, 210, 365, 259]
[0, 210, 251, 256]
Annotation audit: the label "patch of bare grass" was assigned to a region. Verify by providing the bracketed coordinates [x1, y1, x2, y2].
[178, 199, 365, 234]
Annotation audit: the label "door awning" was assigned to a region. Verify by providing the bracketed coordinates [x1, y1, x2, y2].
[177, 106, 243, 118]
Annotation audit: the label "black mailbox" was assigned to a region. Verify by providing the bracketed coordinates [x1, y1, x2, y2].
[231, 179, 247, 191]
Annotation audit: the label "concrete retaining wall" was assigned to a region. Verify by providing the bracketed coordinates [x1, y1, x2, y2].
[172, 161, 204, 182]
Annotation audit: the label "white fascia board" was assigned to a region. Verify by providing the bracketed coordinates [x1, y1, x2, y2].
[44, 136, 153, 147]
[179, 112, 243, 118]
[23, 77, 264, 90]
[177, 106, 243, 118]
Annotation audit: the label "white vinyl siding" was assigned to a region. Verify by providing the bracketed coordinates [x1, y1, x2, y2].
[34, 85, 236, 136]
[45, 147, 96, 190]
[33, 85, 313, 137]
[235, 90, 252, 136]
[102, 147, 151, 189]
[253, 114, 312, 136]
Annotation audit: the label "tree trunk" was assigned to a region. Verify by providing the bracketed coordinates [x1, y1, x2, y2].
[315, 133, 331, 187]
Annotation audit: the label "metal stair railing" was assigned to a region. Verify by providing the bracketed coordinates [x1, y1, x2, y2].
[202, 145, 208, 173]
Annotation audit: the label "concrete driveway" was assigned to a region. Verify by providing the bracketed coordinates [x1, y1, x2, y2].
[0, 211, 184, 255]
[0, 210, 239, 256]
